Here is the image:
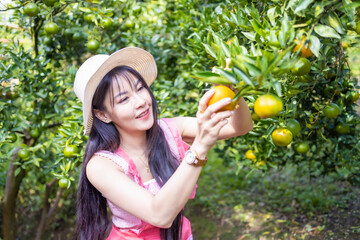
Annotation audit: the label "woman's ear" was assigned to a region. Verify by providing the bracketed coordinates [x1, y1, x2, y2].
[94, 109, 112, 123]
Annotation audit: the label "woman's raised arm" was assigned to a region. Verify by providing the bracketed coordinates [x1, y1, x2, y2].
[174, 89, 253, 143]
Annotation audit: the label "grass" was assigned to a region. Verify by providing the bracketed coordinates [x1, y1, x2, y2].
[185, 153, 360, 239]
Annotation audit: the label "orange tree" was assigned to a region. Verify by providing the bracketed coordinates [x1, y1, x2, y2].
[1, 0, 360, 239]
[0, 1, 202, 239]
[0, 0, 124, 239]
[182, 0, 360, 184]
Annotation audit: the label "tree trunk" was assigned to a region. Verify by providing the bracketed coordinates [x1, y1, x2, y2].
[3, 147, 27, 240]
[35, 180, 62, 240]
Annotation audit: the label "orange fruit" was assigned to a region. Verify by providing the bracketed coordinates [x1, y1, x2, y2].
[7, 133, 17, 143]
[255, 160, 265, 167]
[101, 18, 113, 29]
[30, 128, 40, 138]
[87, 39, 99, 51]
[44, 22, 59, 35]
[254, 94, 283, 118]
[335, 123, 350, 134]
[293, 37, 313, 58]
[295, 142, 310, 154]
[18, 149, 30, 160]
[245, 150, 256, 160]
[323, 103, 341, 119]
[271, 128, 293, 147]
[59, 179, 70, 188]
[291, 58, 311, 76]
[351, 91, 359, 102]
[24, 3, 39, 17]
[63, 145, 79, 158]
[84, 13, 94, 23]
[207, 85, 236, 111]
[286, 119, 301, 136]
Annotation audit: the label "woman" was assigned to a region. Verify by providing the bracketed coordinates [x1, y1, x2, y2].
[74, 47, 253, 240]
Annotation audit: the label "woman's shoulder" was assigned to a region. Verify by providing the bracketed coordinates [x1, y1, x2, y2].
[87, 150, 127, 174]
[159, 117, 186, 134]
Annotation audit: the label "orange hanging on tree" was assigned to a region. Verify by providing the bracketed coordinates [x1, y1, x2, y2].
[293, 37, 313, 58]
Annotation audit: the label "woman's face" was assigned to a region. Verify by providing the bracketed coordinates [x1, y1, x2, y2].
[103, 72, 154, 137]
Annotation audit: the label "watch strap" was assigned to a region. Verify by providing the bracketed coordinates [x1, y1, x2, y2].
[191, 149, 208, 166]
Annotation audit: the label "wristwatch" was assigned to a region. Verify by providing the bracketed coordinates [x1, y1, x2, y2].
[184, 149, 208, 166]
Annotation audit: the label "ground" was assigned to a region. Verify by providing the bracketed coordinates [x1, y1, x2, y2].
[185, 163, 360, 240]
[187, 190, 360, 239]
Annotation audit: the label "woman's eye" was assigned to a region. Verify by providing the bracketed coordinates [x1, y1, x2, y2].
[137, 85, 144, 91]
[118, 97, 128, 103]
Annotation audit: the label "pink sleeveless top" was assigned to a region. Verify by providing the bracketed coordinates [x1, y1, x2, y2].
[94, 118, 194, 240]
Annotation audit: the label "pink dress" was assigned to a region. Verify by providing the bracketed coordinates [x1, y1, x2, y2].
[94, 118, 195, 240]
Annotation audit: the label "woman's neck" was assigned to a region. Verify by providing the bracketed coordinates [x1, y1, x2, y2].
[119, 131, 147, 152]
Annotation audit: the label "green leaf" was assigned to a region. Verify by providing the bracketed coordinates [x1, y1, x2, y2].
[279, 13, 289, 47]
[252, 19, 265, 37]
[249, 3, 260, 22]
[203, 43, 217, 59]
[191, 72, 232, 85]
[314, 3, 324, 17]
[216, 68, 238, 84]
[15, 167, 21, 177]
[294, 0, 315, 14]
[267, 7, 278, 27]
[273, 81, 282, 97]
[79, 7, 91, 13]
[328, 12, 345, 35]
[230, 12, 239, 25]
[314, 24, 341, 39]
[65, 161, 71, 172]
[33, 158, 40, 167]
[233, 66, 254, 87]
[241, 32, 256, 41]
[309, 35, 320, 57]
[243, 61, 262, 76]
[236, 86, 252, 99]
[220, 41, 230, 58]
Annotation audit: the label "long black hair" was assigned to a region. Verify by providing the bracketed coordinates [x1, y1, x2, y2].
[76, 66, 183, 240]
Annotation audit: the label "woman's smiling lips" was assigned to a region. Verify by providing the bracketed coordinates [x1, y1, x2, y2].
[136, 109, 150, 119]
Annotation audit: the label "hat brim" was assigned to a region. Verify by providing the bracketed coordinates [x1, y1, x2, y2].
[83, 47, 157, 135]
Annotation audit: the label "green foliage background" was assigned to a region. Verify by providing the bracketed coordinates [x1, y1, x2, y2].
[0, 0, 360, 239]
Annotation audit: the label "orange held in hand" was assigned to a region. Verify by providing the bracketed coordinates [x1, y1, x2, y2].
[254, 94, 283, 118]
[207, 85, 236, 111]
[293, 37, 313, 58]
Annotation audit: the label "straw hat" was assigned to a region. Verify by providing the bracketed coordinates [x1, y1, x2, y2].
[74, 47, 157, 135]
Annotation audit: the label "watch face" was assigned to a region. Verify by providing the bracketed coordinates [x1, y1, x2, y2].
[185, 150, 196, 164]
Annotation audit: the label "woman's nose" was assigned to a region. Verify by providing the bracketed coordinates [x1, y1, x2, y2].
[134, 93, 146, 108]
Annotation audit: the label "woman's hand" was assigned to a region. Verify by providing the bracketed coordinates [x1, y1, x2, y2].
[191, 89, 234, 158]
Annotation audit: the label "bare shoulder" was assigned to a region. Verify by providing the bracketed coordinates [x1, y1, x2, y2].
[171, 116, 197, 142]
[86, 155, 124, 185]
[171, 117, 184, 132]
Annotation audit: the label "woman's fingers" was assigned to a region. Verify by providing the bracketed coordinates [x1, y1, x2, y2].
[197, 89, 215, 114]
[205, 110, 232, 128]
[201, 97, 232, 118]
[195, 89, 235, 147]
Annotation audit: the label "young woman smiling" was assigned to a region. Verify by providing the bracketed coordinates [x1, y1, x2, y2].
[74, 47, 253, 240]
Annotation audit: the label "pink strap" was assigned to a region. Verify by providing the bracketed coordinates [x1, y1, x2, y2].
[160, 118, 190, 158]
[160, 118, 197, 199]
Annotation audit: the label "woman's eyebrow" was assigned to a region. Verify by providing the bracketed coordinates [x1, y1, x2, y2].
[135, 79, 142, 86]
[114, 91, 127, 98]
